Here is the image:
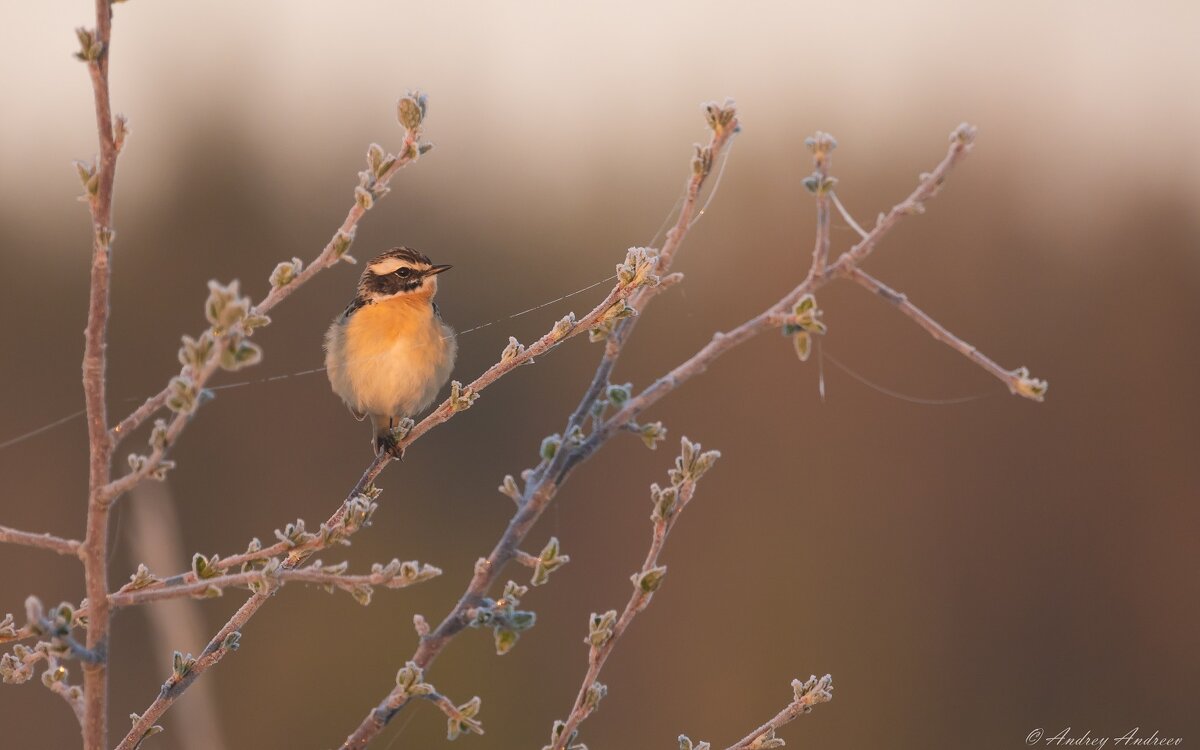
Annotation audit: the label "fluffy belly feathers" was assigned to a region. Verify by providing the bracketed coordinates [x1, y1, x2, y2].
[325, 300, 456, 419]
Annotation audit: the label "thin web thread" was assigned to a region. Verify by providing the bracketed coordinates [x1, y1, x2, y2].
[822, 349, 986, 405]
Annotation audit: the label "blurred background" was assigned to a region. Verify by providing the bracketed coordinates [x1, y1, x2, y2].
[1, 1, 1197, 748]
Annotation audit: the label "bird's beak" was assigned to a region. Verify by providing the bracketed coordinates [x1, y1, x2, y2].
[426, 264, 452, 276]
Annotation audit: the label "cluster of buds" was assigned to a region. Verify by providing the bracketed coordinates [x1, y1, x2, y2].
[703, 98, 739, 136]
[467, 580, 536, 655]
[530, 536, 570, 587]
[543, 721, 588, 750]
[782, 294, 826, 362]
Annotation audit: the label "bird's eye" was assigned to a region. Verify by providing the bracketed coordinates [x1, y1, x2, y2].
[395, 267, 412, 278]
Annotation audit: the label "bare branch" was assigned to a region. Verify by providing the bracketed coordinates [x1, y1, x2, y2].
[78, 0, 123, 743]
[827, 123, 977, 274]
[804, 132, 837, 278]
[562, 101, 739, 438]
[551, 439, 717, 750]
[720, 675, 835, 750]
[844, 267, 1047, 400]
[108, 561, 440, 608]
[0, 526, 81, 557]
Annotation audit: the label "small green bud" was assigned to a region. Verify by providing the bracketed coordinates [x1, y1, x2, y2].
[531, 536, 569, 587]
[804, 131, 837, 157]
[1012, 366, 1049, 401]
[354, 185, 374, 211]
[494, 627, 519, 655]
[166, 375, 198, 415]
[632, 565, 668, 594]
[191, 553, 220, 580]
[551, 312, 576, 340]
[616, 247, 660, 288]
[586, 610, 618, 648]
[171, 651, 196, 680]
[218, 338, 262, 372]
[330, 228, 356, 262]
[498, 474, 521, 503]
[269, 257, 303, 289]
[702, 98, 738, 134]
[605, 382, 632, 405]
[540, 433, 562, 461]
[128, 564, 158, 590]
[446, 696, 483, 740]
[397, 92, 428, 132]
[649, 483, 678, 523]
[584, 681, 607, 713]
[950, 122, 978, 146]
[692, 144, 713, 177]
[449, 380, 479, 411]
[638, 421, 667, 450]
[802, 171, 838, 195]
[500, 336, 526, 363]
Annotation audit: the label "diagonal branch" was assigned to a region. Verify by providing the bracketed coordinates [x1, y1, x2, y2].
[719, 675, 835, 750]
[550, 441, 717, 750]
[844, 267, 1047, 400]
[0, 526, 82, 557]
[117, 259, 658, 750]
[562, 102, 739, 439]
[102, 105, 430, 500]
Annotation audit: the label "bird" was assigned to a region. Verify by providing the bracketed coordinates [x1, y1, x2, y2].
[325, 247, 457, 456]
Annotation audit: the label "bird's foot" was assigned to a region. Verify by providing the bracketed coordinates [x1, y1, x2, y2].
[374, 433, 406, 460]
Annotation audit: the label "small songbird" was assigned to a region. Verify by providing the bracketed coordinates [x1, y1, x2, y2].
[325, 247, 457, 456]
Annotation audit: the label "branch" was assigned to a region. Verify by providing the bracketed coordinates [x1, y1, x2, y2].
[102, 96, 432, 499]
[804, 132, 836, 278]
[827, 123, 977, 274]
[563, 101, 739, 437]
[0, 525, 81, 556]
[336, 121, 1044, 750]
[844, 267, 1047, 400]
[710, 676, 835, 748]
[336, 108, 740, 750]
[76, 1, 124, 745]
[550, 440, 718, 750]
[108, 560, 441, 608]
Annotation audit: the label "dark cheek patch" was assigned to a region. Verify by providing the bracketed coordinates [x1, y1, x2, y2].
[367, 274, 422, 296]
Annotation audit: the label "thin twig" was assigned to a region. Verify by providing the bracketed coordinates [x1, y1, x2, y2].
[827, 124, 977, 274]
[0, 525, 82, 556]
[108, 564, 439, 608]
[552, 470, 704, 750]
[721, 675, 835, 750]
[126, 483, 229, 750]
[806, 132, 835, 278]
[843, 267, 1044, 399]
[563, 104, 739, 439]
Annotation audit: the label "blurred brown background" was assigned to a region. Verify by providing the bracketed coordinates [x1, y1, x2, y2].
[1, 1, 1197, 748]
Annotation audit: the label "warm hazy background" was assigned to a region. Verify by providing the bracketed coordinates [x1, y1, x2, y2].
[1, 2, 1197, 749]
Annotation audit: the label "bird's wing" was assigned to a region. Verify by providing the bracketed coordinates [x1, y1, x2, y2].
[342, 296, 371, 319]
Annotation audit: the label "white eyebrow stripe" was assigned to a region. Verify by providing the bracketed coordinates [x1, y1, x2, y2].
[369, 257, 411, 275]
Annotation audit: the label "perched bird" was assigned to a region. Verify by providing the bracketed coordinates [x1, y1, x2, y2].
[325, 247, 457, 456]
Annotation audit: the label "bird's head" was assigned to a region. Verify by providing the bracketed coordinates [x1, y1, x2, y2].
[358, 247, 451, 303]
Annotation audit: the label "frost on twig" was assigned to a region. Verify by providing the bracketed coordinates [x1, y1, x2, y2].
[547, 438, 719, 750]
